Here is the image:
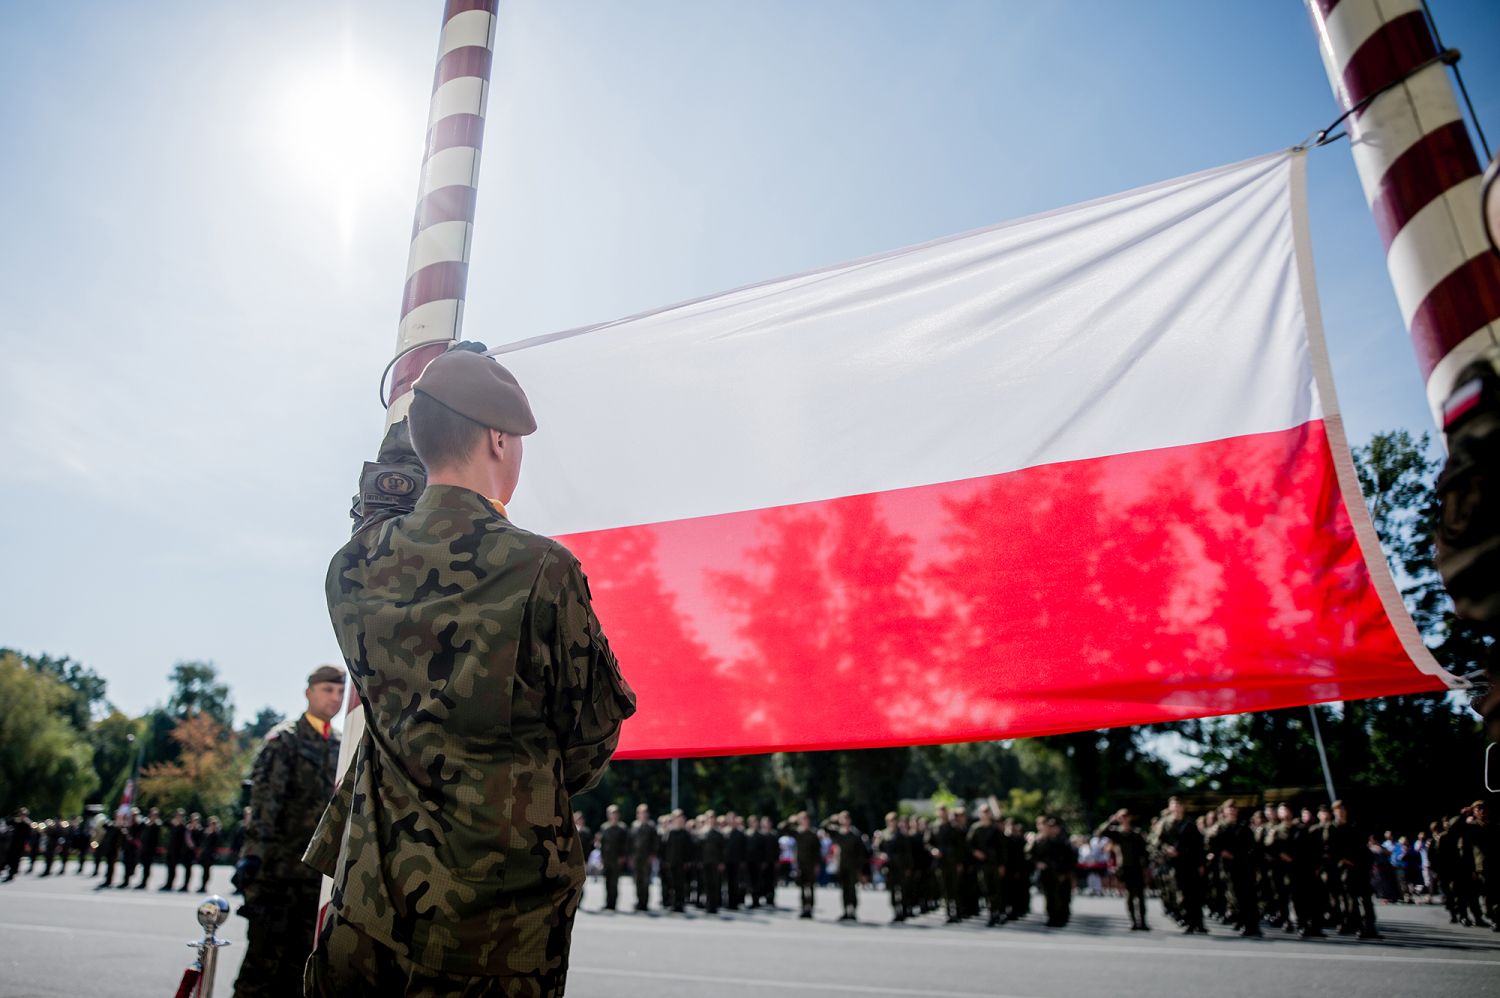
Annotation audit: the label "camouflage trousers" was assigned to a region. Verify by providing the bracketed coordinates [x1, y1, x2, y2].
[231, 880, 319, 998]
[305, 906, 566, 998]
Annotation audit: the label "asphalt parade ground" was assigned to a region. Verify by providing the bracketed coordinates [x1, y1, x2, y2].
[2, 867, 1498, 997]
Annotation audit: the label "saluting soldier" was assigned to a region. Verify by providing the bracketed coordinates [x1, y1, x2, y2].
[229, 665, 344, 998]
[598, 804, 629, 911]
[1096, 809, 1149, 930]
[628, 804, 659, 912]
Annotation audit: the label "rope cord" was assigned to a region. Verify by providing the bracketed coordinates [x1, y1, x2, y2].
[1420, 0, 1491, 160]
[378, 338, 453, 409]
[1296, 48, 1460, 151]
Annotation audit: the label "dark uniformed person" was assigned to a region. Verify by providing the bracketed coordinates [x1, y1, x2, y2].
[628, 804, 659, 912]
[598, 805, 629, 911]
[875, 811, 912, 922]
[1096, 809, 1149, 930]
[4, 809, 32, 881]
[1290, 807, 1327, 937]
[928, 805, 964, 923]
[700, 811, 726, 913]
[664, 811, 693, 913]
[828, 811, 867, 921]
[302, 344, 636, 997]
[755, 815, 780, 907]
[725, 812, 747, 910]
[159, 809, 184, 890]
[1156, 797, 1206, 933]
[1028, 816, 1075, 928]
[793, 812, 821, 918]
[136, 808, 162, 888]
[1003, 818, 1030, 920]
[1326, 800, 1381, 939]
[1208, 799, 1262, 937]
[966, 805, 1006, 927]
[196, 815, 221, 892]
[229, 665, 344, 998]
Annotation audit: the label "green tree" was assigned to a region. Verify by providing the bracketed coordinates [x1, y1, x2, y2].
[241, 707, 285, 743]
[0, 651, 99, 815]
[89, 710, 146, 808]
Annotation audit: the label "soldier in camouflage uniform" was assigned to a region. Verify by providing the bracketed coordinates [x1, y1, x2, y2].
[303, 344, 636, 998]
[229, 664, 344, 998]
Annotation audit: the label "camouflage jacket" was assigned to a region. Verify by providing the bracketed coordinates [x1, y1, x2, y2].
[241, 714, 339, 883]
[305, 424, 636, 979]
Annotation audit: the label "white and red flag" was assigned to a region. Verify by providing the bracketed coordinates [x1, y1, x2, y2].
[494, 150, 1462, 759]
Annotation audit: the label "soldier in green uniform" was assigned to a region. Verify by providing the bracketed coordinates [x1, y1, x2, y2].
[793, 812, 821, 919]
[827, 811, 867, 921]
[230, 665, 344, 998]
[874, 811, 911, 922]
[663, 811, 692, 913]
[965, 804, 1006, 927]
[1028, 816, 1074, 928]
[1326, 800, 1380, 938]
[628, 804, 659, 912]
[1207, 799, 1262, 937]
[302, 344, 636, 998]
[1096, 809, 1149, 930]
[598, 805, 629, 911]
[928, 805, 964, 923]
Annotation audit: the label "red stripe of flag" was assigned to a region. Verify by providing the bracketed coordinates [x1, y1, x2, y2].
[1409, 253, 1500, 377]
[1369, 119, 1482, 248]
[1340, 10, 1438, 117]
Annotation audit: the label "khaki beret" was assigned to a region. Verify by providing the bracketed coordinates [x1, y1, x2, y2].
[308, 665, 346, 687]
[412, 345, 537, 436]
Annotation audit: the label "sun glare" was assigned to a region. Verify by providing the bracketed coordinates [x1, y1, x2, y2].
[265, 42, 418, 246]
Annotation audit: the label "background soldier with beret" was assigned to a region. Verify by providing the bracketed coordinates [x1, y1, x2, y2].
[229, 664, 344, 998]
[303, 343, 636, 997]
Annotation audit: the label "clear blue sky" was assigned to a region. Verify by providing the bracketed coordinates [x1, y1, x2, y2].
[2, 1, 1497, 724]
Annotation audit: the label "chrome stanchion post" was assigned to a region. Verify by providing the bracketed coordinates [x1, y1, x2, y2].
[188, 896, 231, 997]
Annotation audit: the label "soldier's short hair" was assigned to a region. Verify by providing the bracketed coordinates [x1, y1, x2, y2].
[409, 391, 490, 471]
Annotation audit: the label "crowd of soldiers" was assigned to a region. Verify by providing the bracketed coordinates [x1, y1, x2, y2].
[0, 805, 237, 893]
[1149, 796, 1497, 939]
[5, 791, 1494, 949]
[574, 794, 1497, 940]
[576, 801, 1087, 928]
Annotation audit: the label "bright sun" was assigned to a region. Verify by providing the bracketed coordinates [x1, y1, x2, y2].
[264, 46, 419, 244]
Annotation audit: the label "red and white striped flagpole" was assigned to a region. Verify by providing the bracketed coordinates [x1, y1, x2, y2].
[322, 0, 499, 921]
[385, 0, 499, 426]
[1304, 0, 1500, 429]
